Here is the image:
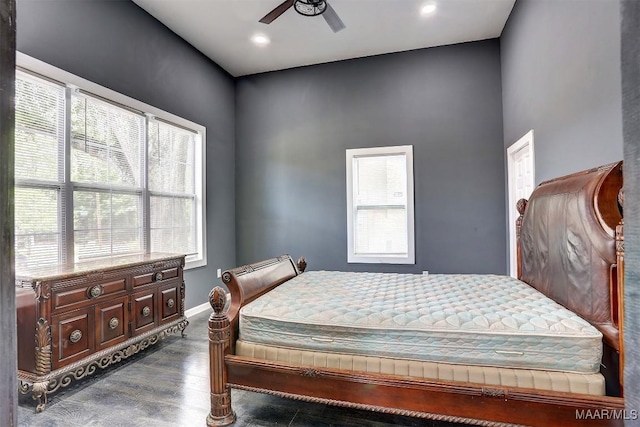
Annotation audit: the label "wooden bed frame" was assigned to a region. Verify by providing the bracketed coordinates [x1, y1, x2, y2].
[206, 161, 625, 427]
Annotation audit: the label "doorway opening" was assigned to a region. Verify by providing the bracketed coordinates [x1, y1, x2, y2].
[507, 130, 535, 277]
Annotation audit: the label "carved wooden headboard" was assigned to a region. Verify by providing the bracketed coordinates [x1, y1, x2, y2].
[517, 161, 623, 352]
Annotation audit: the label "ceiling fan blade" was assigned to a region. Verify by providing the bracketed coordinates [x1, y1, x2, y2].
[259, 0, 295, 24]
[322, 2, 345, 32]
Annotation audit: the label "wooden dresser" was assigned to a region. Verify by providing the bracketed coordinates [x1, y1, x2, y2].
[15, 253, 188, 412]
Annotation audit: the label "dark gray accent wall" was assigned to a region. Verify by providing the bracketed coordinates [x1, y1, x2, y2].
[15, 0, 236, 310]
[236, 40, 506, 274]
[621, 0, 640, 414]
[501, 0, 623, 184]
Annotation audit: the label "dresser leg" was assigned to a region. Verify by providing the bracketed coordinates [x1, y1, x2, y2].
[32, 381, 49, 413]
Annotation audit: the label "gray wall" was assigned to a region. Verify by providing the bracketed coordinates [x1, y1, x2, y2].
[236, 40, 506, 274]
[16, 0, 236, 310]
[501, 0, 623, 184]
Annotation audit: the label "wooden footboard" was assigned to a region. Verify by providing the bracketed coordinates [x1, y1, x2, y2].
[226, 356, 624, 427]
[217, 254, 303, 353]
[206, 255, 303, 426]
[206, 255, 626, 427]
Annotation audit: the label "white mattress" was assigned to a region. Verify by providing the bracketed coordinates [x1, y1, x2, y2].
[239, 271, 603, 374]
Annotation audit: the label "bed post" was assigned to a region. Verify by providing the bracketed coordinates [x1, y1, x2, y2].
[297, 256, 307, 273]
[206, 287, 235, 426]
[615, 189, 625, 396]
[515, 198, 528, 280]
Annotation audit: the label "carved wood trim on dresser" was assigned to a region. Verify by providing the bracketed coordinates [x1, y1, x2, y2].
[15, 253, 189, 412]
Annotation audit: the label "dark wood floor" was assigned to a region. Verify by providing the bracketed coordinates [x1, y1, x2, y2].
[18, 310, 468, 426]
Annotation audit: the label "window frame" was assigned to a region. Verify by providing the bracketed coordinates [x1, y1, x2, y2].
[16, 52, 207, 270]
[346, 145, 415, 264]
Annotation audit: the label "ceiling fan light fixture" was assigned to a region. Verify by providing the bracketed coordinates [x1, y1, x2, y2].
[259, 0, 345, 33]
[294, 0, 327, 17]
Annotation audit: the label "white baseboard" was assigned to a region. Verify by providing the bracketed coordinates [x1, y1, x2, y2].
[185, 301, 212, 318]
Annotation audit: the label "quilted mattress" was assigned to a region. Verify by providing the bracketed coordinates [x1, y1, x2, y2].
[239, 271, 603, 374]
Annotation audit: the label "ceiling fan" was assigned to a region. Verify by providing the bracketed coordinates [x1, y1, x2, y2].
[259, 0, 346, 33]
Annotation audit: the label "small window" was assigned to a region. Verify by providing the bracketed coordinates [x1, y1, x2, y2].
[346, 145, 415, 264]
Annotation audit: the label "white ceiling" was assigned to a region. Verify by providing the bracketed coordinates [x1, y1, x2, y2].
[132, 0, 516, 77]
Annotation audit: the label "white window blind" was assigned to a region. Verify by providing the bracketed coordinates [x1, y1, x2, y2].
[346, 146, 415, 264]
[14, 72, 65, 268]
[71, 92, 145, 261]
[14, 56, 207, 270]
[148, 120, 197, 257]
[71, 93, 144, 187]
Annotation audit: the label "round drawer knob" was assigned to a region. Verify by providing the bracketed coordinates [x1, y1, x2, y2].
[108, 317, 119, 330]
[166, 298, 175, 308]
[154, 272, 163, 281]
[142, 306, 151, 317]
[89, 285, 103, 298]
[69, 329, 83, 344]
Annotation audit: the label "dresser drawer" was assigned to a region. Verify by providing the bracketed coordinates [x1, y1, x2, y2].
[95, 296, 129, 350]
[51, 308, 94, 369]
[131, 290, 157, 335]
[133, 267, 179, 288]
[159, 282, 180, 324]
[52, 278, 127, 312]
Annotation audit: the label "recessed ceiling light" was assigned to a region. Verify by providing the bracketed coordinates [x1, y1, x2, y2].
[421, 2, 437, 15]
[251, 34, 270, 46]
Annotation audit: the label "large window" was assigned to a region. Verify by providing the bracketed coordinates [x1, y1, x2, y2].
[14, 54, 206, 270]
[346, 145, 415, 264]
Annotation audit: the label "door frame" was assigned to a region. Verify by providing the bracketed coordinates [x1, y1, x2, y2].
[0, 0, 17, 424]
[507, 130, 535, 277]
